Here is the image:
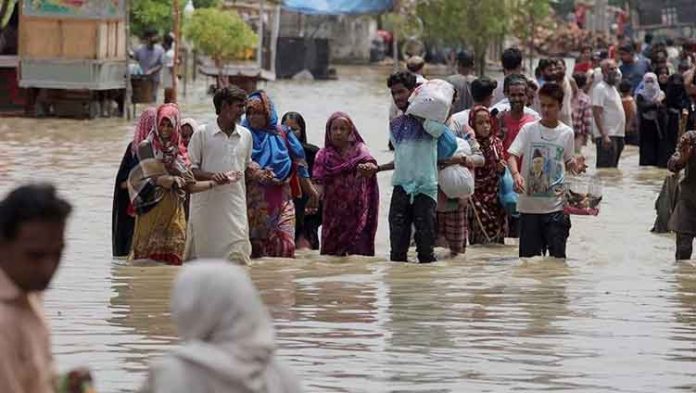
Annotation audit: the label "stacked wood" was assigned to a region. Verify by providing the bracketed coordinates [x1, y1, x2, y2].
[19, 18, 126, 60]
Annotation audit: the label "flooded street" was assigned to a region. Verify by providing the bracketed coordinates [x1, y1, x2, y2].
[1, 65, 695, 392]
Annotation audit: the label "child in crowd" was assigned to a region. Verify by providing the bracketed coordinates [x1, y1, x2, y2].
[507, 82, 586, 258]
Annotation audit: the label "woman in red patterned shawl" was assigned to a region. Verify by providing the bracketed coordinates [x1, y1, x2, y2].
[313, 112, 379, 256]
[468, 106, 508, 245]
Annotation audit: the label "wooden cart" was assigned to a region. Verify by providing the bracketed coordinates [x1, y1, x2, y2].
[18, 0, 127, 118]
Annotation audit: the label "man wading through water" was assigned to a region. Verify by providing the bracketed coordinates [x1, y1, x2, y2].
[363, 72, 458, 263]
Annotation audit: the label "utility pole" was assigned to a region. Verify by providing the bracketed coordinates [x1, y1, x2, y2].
[172, 0, 181, 103]
[257, 0, 265, 70]
[392, 0, 400, 73]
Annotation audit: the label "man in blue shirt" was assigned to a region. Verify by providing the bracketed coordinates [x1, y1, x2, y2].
[363, 72, 457, 263]
[619, 43, 651, 93]
[134, 28, 165, 102]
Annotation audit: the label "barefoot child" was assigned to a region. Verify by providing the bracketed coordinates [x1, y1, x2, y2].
[507, 82, 587, 258]
[668, 130, 696, 260]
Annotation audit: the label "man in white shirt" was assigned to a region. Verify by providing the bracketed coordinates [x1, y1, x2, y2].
[186, 86, 255, 265]
[508, 82, 586, 258]
[591, 59, 626, 168]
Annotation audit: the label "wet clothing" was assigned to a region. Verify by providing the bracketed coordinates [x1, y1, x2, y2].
[572, 92, 593, 148]
[592, 81, 626, 168]
[652, 173, 680, 234]
[129, 105, 194, 265]
[660, 107, 686, 168]
[243, 92, 309, 258]
[186, 124, 253, 264]
[595, 136, 626, 168]
[469, 136, 507, 245]
[636, 94, 663, 166]
[677, 233, 694, 260]
[436, 203, 468, 254]
[112, 143, 138, 257]
[314, 112, 379, 257]
[519, 211, 572, 258]
[390, 115, 457, 202]
[389, 114, 457, 263]
[668, 131, 696, 259]
[247, 181, 296, 259]
[113, 108, 156, 257]
[294, 142, 321, 250]
[508, 120, 575, 258]
[140, 261, 301, 393]
[130, 189, 188, 265]
[0, 269, 55, 393]
[390, 186, 437, 263]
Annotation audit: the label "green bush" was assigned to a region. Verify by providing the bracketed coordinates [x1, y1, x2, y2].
[184, 8, 258, 66]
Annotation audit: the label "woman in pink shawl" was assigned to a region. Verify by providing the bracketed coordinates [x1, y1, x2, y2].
[313, 112, 379, 256]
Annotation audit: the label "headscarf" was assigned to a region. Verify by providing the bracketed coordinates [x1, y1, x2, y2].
[281, 112, 307, 145]
[142, 260, 301, 393]
[313, 112, 375, 180]
[132, 107, 157, 155]
[242, 91, 301, 181]
[635, 72, 665, 102]
[468, 105, 495, 143]
[180, 117, 199, 147]
[150, 103, 191, 170]
[665, 73, 691, 109]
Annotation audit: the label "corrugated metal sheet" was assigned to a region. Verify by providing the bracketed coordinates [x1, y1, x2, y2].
[282, 0, 393, 15]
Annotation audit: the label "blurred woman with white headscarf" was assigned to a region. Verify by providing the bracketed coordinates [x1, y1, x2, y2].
[140, 260, 302, 393]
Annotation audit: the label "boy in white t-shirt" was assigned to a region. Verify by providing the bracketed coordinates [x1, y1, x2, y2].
[507, 82, 587, 258]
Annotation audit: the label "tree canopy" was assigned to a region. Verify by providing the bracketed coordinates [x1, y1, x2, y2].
[184, 8, 257, 67]
[129, 0, 223, 38]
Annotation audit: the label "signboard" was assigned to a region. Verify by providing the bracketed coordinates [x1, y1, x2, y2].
[282, 0, 394, 15]
[23, 0, 125, 19]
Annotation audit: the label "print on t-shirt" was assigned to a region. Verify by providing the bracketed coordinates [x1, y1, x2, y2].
[526, 142, 565, 198]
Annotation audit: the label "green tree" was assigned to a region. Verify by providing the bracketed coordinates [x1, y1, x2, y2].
[184, 8, 257, 82]
[192, 0, 222, 8]
[416, 0, 510, 74]
[508, 0, 552, 71]
[129, 0, 172, 38]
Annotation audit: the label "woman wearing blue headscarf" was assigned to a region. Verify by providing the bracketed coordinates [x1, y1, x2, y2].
[243, 91, 319, 258]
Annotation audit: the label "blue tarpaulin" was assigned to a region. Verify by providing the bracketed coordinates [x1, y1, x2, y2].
[282, 0, 394, 15]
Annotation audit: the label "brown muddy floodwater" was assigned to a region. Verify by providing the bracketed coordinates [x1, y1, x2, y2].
[0, 65, 695, 392]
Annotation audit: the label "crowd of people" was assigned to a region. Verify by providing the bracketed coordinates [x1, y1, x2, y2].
[2, 32, 696, 393]
[110, 37, 696, 267]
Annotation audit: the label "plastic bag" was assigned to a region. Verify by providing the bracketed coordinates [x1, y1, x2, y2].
[438, 138, 474, 199]
[498, 167, 519, 216]
[405, 79, 455, 123]
[564, 175, 603, 216]
[439, 166, 474, 199]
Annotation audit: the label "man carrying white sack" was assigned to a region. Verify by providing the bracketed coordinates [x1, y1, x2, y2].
[383, 74, 458, 263]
